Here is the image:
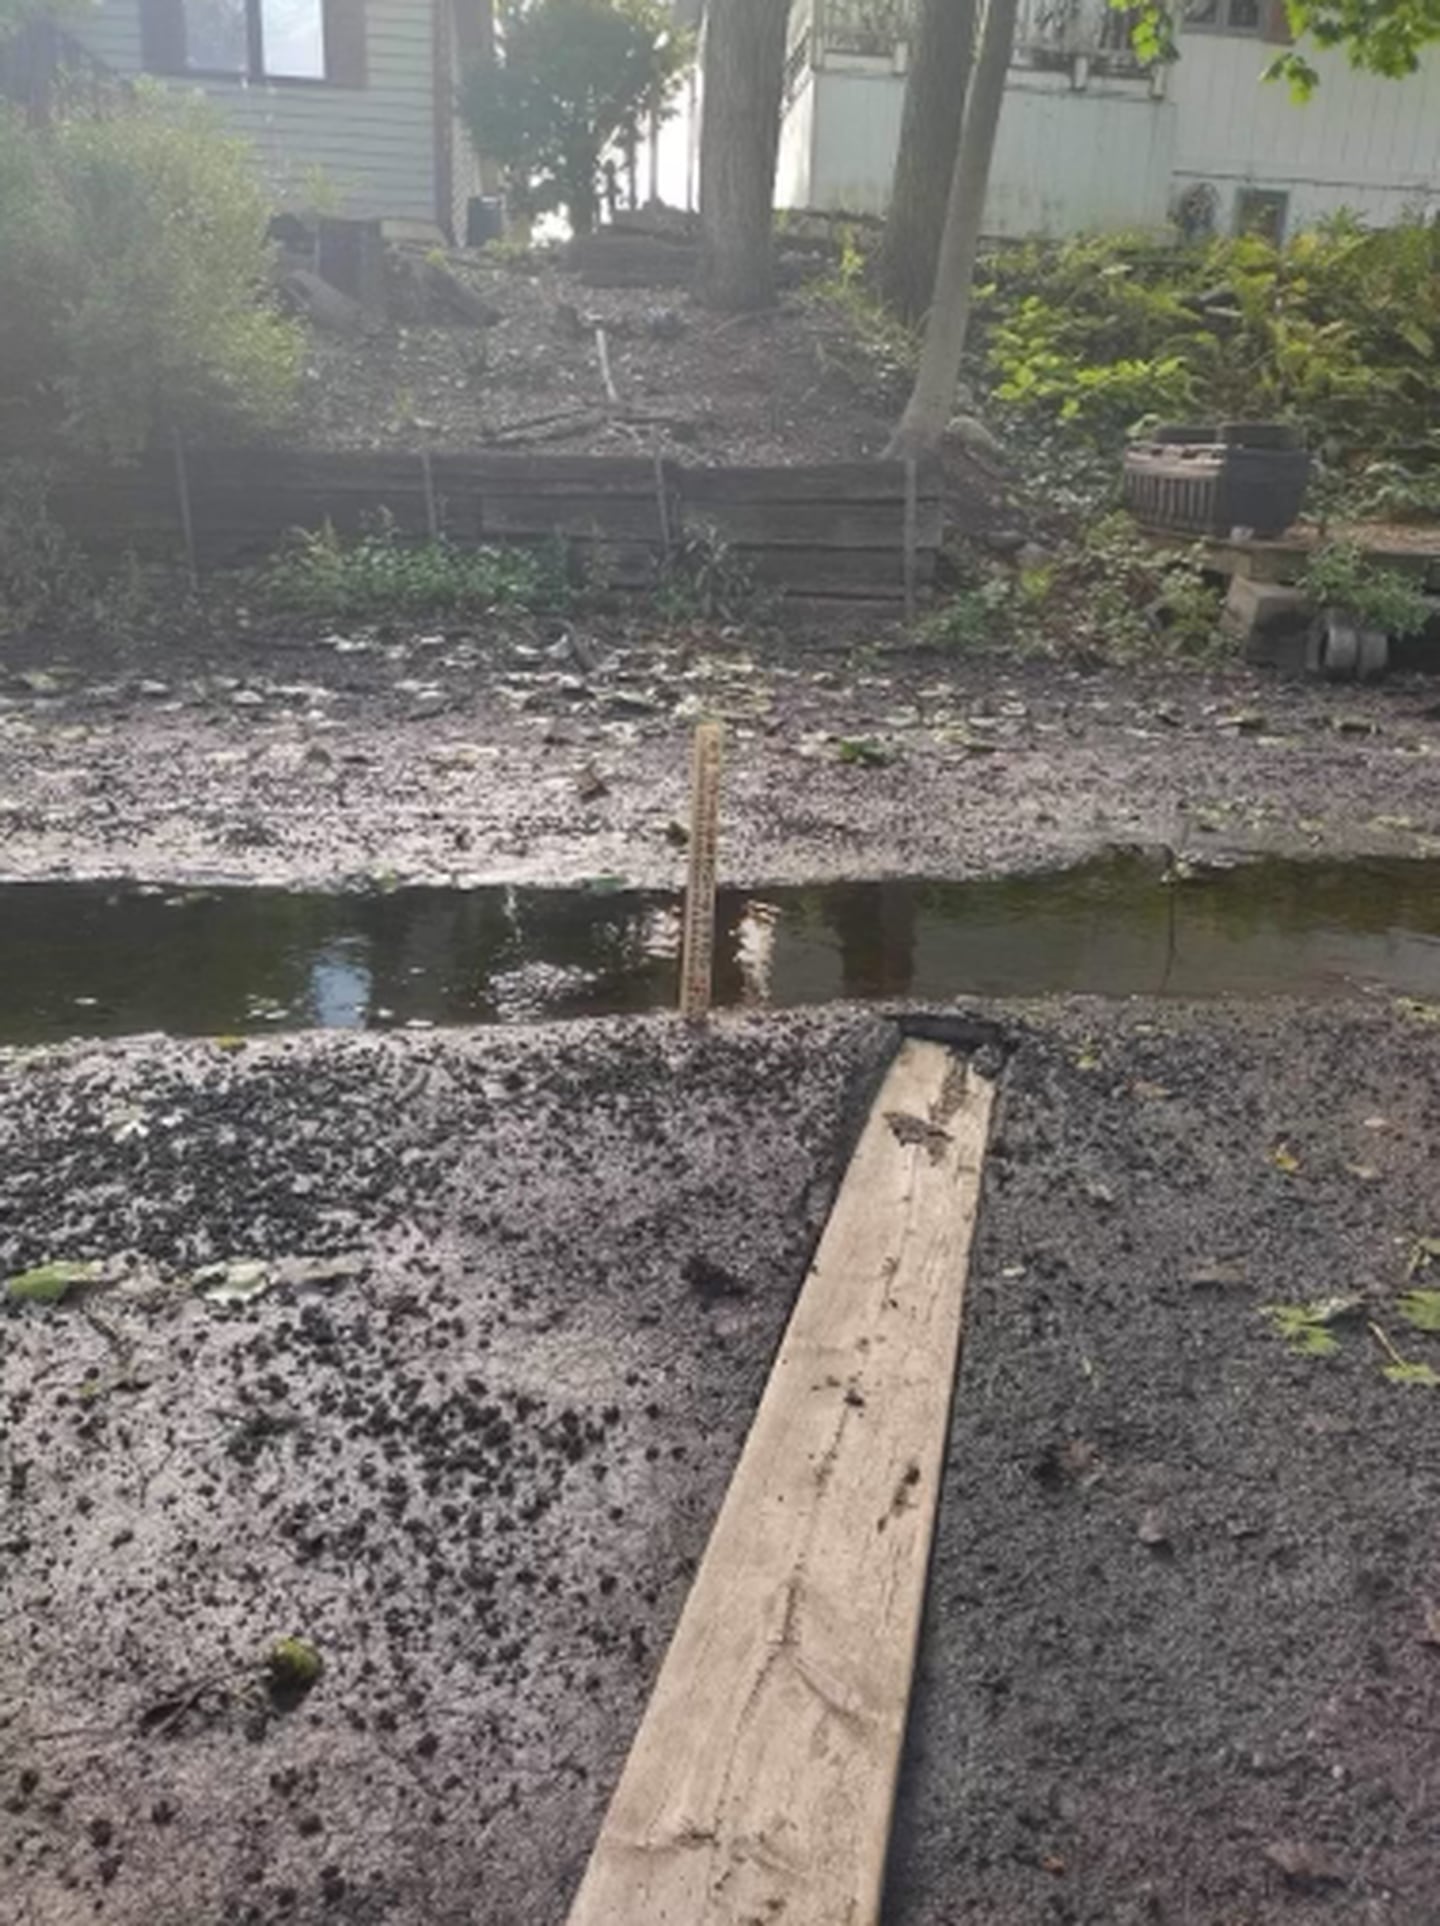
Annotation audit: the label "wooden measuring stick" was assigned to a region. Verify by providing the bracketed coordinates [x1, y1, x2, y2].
[678, 721, 723, 1020]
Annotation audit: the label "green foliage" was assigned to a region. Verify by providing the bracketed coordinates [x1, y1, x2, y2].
[0, 460, 88, 631]
[1120, 0, 1440, 97]
[1397, 1289, 1440, 1333]
[835, 736, 899, 768]
[1041, 513, 1224, 660]
[1381, 1357, 1440, 1385]
[653, 522, 762, 624]
[5, 1259, 98, 1304]
[1260, 1295, 1362, 1357]
[458, 0, 689, 236]
[970, 219, 1440, 474]
[919, 579, 1009, 648]
[0, 92, 300, 456]
[1353, 442, 1440, 522]
[0, 0, 73, 37]
[1265, 0, 1440, 96]
[806, 225, 920, 407]
[1300, 542, 1434, 636]
[260, 521, 568, 619]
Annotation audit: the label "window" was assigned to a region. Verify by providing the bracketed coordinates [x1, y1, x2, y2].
[1235, 187, 1288, 244]
[184, 0, 325, 77]
[140, 0, 364, 84]
[1183, 0, 1262, 32]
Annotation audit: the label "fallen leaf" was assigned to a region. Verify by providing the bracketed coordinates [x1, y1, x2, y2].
[574, 763, 608, 804]
[1137, 1507, 1171, 1549]
[274, 1254, 366, 1290]
[1397, 1289, 1440, 1332]
[1269, 1142, 1301, 1175]
[835, 736, 898, 768]
[1260, 1298, 1361, 1358]
[1344, 1163, 1380, 1183]
[5, 1260, 100, 1306]
[1129, 1079, 1171, 1100]
[1382, 1360, 1440, 1387]
[1263, 1839, 1344, 1888]
[1406, 1237, 1440, 1278]
[195, 1259, 272, 1305]
[1186, 1261, 1247, 1290]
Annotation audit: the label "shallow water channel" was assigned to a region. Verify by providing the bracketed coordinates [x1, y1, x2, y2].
[2, 852, 1439, 1044]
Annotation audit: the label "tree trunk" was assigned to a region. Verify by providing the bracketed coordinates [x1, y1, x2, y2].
[887, 0, 1017, 459]
[878, 0, 979, 322]
[697, 0, 789, 311]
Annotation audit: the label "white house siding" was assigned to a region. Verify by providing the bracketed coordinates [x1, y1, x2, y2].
[807, 69, 901, 215]
[783, 64, 1173, 236]
[984, 75, 1175, 237]
[780, 15, 1440, 237]
[1169, 34, 1440, 230]
[72, 0, 440, 227]
[776, 66, 818, 210]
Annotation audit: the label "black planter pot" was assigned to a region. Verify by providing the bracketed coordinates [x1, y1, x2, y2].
[1122, 422, 1311, 541]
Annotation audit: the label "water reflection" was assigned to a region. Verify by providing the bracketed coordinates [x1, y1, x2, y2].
[2, 853, 1440, 1044]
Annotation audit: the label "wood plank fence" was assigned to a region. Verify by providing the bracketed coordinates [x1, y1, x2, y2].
[43, 449, 944, 605]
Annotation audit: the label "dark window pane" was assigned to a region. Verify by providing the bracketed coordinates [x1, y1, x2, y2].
[185, 0, 247, 71]
[261, 0, 326, 77]
[1227, 0, 1262, 27]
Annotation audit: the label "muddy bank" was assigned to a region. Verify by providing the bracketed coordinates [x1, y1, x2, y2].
[0, 1010, 893, 1926]
[889, 1001, 1440, 1925]
[3, 628, 1439, 889]
[4, 1000, 1440, 1924]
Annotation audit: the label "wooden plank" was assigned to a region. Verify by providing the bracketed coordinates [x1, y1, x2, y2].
[682, 460, 941, 506]
[691, 499, 942, 550]
[567, 1040, 994, 1926]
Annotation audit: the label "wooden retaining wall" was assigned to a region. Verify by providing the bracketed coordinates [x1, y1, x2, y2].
[44, 449, 944, 604]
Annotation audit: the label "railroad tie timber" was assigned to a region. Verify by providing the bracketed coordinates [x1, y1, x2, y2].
[566, 1037, 995, 1926]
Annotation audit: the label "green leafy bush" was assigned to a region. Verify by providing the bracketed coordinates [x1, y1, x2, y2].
[0, 91, 300, 456]
[653, 521, 763, 624]
[970, 217, 1440, 470]
[260, 522, 568, 618]
[0, 460, 89, 631]
[1301, 542, 1434, 636]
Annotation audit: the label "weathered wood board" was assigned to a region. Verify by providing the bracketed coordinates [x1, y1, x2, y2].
[38, 450, 943, 601]
[566, 1039, 995, 1926]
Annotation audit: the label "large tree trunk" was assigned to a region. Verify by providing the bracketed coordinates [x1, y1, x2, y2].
[697, 0, 789, 311]
[878, 0, 979, 322]
[887, 0, 1017, 459]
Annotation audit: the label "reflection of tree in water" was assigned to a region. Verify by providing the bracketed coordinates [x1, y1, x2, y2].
[825, 883, 918, 998]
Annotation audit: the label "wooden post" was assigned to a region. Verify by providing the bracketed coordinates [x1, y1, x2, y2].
[653, 451, 673, 559]
[678, 721, 723, 1021]
[171, 430, 197, 589]
[567, 1040, 996, 1926]
[903, 455, 919, 624]
[420, 448, 439, 541]
[595, 325, 620, 409]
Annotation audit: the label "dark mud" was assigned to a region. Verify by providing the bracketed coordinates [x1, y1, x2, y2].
[888, 1002, 1440, 1925]
[3, 625, 1440, 891]
[4, 1003, 1439, 1923]
[0, 1012, 892, 1926]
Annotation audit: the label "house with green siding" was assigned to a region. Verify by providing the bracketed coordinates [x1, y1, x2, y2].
[69, 0, 485, 236]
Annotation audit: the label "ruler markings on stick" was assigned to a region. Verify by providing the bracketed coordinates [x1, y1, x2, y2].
[678, 721, 723, 1020]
